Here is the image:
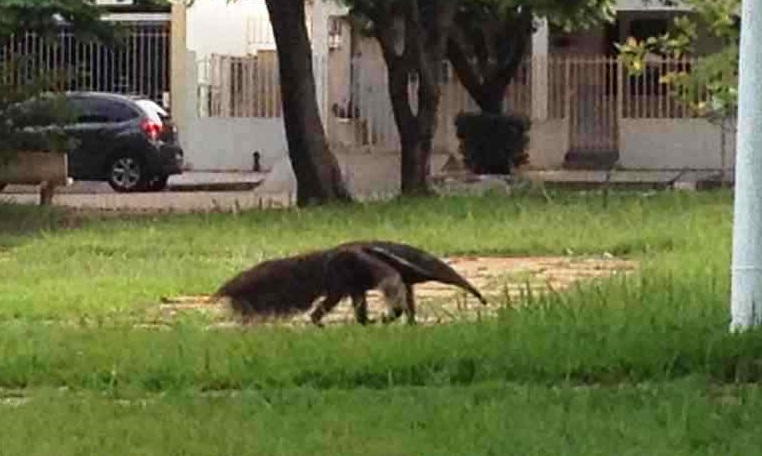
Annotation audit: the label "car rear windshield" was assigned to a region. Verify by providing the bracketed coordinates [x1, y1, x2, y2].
[135, 99, 169, 124]
[68, 96, 142, 124]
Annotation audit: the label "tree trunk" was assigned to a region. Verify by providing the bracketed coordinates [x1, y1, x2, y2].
[372, 0, 455, 196]
[265, 0, 351, 206]
[384, 58, 430, 195]
[406, 70, 441, 194]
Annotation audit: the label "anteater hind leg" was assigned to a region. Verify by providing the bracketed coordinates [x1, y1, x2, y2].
[309, 293, 343, 327]
[228, 297, 257, 324]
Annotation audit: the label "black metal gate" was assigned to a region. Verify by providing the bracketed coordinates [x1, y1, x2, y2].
[1, 22, 171, 104]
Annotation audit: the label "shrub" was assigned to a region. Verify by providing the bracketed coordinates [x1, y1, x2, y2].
[0, 64, 72, 165]
[454, 112, 530, 174]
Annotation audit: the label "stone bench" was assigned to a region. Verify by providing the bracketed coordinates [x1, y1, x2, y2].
[0, 151, 71, 205]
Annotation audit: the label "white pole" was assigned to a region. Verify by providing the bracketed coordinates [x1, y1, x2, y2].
[730, 0, 762, 331]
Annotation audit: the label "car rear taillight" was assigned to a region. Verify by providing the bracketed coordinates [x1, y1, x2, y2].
[140, 118, 162, 141]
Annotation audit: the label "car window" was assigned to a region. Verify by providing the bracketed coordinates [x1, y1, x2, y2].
[103, 99, 142, 122]
[69, 97, 141, 124]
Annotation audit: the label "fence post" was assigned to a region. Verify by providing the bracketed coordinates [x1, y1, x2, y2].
[616, 57, 624, 124]
[564, 58, 572, 121]
[564, 57, 574, 153]
[531, 56, 549, 122]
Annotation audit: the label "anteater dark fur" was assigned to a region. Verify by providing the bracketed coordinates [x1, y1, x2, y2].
[214, 240, 487, 326]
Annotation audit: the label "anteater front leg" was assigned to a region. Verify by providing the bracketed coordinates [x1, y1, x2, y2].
[404, 284, 417, 325]
[382, 284, 416, 325]
[323, 249, 411, 326]
[351, 293, 373, 325]
[378, 273, 408, 325]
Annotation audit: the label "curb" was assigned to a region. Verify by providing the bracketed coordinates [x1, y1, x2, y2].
[166, 181, 262, 192]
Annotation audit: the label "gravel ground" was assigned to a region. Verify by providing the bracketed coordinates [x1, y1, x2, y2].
[155, 254, 638, 328]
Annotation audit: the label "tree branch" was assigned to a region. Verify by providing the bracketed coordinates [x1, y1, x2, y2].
[447, 24, 484, 93]
[446, 6, 534, 113]
[372, 6, 416, 136]
[487, 9, 534, 99]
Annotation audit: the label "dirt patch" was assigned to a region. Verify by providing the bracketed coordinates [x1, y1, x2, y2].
[156, 255, 637, 327]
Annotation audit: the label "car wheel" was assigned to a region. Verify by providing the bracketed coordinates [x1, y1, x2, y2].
[143, 175, 169, 192]
[0, 183, 6, 192]
[107, 153, 146, 193]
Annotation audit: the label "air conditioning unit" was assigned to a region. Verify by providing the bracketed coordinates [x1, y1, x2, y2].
[246, 15, 277, 53]
[328, 34, 343, 50]
[328, 16, 343, 50]
[95, 0, 135, 6]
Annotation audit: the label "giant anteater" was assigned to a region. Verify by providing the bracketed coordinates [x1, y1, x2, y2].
[212, 240, 487, 326]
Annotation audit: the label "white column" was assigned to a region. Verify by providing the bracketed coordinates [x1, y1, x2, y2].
[531, 19, 549, 121]
[170, 3, 189, 129]
[730, 0, 762, 331]
[308, 0, 330, 123]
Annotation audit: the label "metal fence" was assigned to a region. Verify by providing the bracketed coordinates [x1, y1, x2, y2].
[199, 53, 282, 118]
[199, 53, 712, 154]
[622, 57, 702, 119]
[564, 56, 706, 153]
[0, 23, 171, 104]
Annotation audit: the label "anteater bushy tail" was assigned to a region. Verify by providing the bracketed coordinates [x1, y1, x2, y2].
[359, 241, 489, 305]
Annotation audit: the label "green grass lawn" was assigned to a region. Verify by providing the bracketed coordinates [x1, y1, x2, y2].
[0, 190, 755, 454]
[4, 380, 762, 456]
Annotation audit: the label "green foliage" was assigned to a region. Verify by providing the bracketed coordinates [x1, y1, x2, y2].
[0, 191, 749, 394]
[0, 72, 75, 164]
[346, 0, 618, 147]
[342, 0, 619, 48]
[515, 0, 616, 31]
[5, 382, 762, 455]
[617, 0, 740, 121]
[429, 0, 617, 30]
[0, 0, 111, 42]
[0, 271, 755, 390]
[454, 112, 530, 173]
[0, 191, 730, 318]
[450, 0, 615, 49]
[0, 190, 756, 453]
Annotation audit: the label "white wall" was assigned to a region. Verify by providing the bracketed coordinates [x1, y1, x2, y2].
[181, 1, 297, 171]
[182, 117, 287, 171]
[527, 120, 570, 169]
[186, 0, 348, 59]
[180, 0, 349, 172]
[175, 50, 286, 172]
[186, 0, 272, 58]
[619, 119, 736, 170]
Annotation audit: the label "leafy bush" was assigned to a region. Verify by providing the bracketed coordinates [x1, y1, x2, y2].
[0, 1, 114, 165]
[0, 58, 77, 168]
[454, 112, 530, 174]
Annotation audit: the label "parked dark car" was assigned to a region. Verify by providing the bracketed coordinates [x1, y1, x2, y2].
[3, 91, 184, 192]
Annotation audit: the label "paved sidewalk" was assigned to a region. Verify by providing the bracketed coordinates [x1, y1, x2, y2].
[0, 152, 732, 212]
[167, 171, 266, 192]
[2, 171, 267, 195]
[520, 169, 732, 190]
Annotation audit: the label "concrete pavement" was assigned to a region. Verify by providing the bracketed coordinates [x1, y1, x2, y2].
[2, 171, 267, 194]
[0, 154, 732, 213]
